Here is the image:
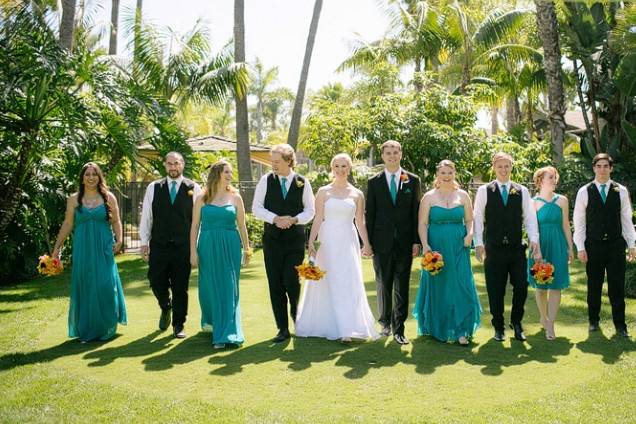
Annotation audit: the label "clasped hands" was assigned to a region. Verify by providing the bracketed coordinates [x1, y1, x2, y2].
[274, 215, 297, 229]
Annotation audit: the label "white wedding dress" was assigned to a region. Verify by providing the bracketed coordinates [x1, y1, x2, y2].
[295, 197, 379, 340]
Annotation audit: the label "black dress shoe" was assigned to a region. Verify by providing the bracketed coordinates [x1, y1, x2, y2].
[589, 322, 600, 332]
[380, 326, 391, 337]
[510, 323, 526, 341]
[173, 326, 186, 339]
[493, 329, 506, 341]
[616, 327, 629, 338]
[272, 329, 290, 343]
[394, 333, 409, 345]
[159, 308, 172, 331]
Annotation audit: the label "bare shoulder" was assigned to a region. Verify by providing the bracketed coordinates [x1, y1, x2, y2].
[556, 193, 568, 205]
[458, 189, 470, 199]
[233, 192, 244, 203]
[106, 191, 118, 202]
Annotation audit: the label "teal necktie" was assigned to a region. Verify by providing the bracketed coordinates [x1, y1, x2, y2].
[600, 184, 607, 203]
[281, 177, 288, 199]
[501, 184, 509, 206]
[169, 180, 177, 204]
[390, 174, 397, 204]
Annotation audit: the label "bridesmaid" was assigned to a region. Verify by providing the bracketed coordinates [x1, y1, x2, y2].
[190, 160, 250, 349]
[413, 160, 481, 345]
[52, 162, 127, 342]
[528, 166, 573, 340]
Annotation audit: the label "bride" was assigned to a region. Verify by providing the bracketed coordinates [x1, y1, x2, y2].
[295, 153, 379, 342]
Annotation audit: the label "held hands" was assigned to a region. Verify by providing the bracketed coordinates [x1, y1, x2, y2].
[274, 215, 296, 229]
[577, 250, 588, 264]
[475, 246, 485, 263]
[140, 245, 150, 263]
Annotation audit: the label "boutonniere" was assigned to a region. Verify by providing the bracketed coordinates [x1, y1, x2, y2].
[400, 173, 410, 189]
[613, 186, 620, 193]
[187, 189, 194, 196]
[509, 187, 519, 195]
[296, 178, 304, 188]
[490, 185, 497, 192]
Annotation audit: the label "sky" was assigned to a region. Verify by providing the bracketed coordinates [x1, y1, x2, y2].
[93, 0, 391, 92]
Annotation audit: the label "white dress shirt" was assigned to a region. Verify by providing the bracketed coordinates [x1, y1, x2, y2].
[473, 180, 539, 247]
[139, 176, 202, 246]
[572, 180, 636, 251]
[252, 171, 315, 225]
[384, 167, 403, 189]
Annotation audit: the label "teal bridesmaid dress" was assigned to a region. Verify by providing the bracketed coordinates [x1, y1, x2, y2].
[68, 204, 127, 342]
[197, 204, 244, 345]
[413, 205, 481, 342]
[528, 196, 570, 290]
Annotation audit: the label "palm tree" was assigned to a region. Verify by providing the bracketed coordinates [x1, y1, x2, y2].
[250, 58, 280, 143]
[59, 0, 76, 50]
[234, 0, 253, 207]
[339, 0, 443, 92]
[264, 87, 294, 131]
[109, 0, 120, 55]
[534, 0, 565, 162]
[287, 0, 323, 149]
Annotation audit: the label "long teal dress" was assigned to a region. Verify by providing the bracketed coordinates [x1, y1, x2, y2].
[69, 204, 127, 342]
[413, 205, 481, 342]
[528, 196, 570, 290]
[197, 204, 244, 345]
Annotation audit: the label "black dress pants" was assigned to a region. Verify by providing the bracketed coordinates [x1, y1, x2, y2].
[585, 238, 626, 330]
[484, 244, 528, 331]
[263, 239, 304, 332]
[373, 248, 413, 336]
[148, 242, 191, 328]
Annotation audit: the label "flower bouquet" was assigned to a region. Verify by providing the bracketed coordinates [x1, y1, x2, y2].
[421, 251, 444, 276]
[296, 241, 326, 281]
[38, 254, 64, 276]
[530, 261, 554, 284]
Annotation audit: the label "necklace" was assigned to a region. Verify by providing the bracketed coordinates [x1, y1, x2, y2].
[83, 193, 102, 207]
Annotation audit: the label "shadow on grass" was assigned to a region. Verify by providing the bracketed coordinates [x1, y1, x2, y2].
[0, 337, 118, 372]
[141, 331, 214, 371]
[575, 330, 636, 364]
[83, 331, 173, 367]
[208, 339, 294, 376]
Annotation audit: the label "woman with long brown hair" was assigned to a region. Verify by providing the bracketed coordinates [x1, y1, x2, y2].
[190, 160, 250, 348]
[413, 160, 481, 345]
[52, 162, 127, 342]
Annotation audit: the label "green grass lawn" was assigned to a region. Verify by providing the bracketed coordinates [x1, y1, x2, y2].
[1, 251, 635, 423]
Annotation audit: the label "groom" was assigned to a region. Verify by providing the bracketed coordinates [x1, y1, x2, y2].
[365, 140, 421, 345]
[139, 152, 201, 338]
[473, 152, 540, 342]
[253, 143, 315, 343]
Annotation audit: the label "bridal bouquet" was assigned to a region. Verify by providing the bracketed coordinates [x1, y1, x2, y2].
[296, 241, 326, 281]
[530, 261, 554, 284]
[421, 251, 444, 276]
[37, 254, 64, 276]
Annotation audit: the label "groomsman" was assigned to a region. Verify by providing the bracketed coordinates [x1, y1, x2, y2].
[253, 144, 315, 343]
[573, 153, 636, 337]
[365, 140, 421, 345]
[139, 152, 202, 338]
[474, 152, 541, 342]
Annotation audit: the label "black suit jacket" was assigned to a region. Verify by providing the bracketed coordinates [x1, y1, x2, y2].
[365, 170, 422, 254]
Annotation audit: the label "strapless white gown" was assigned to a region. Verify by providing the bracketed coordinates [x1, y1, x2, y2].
[295, 197, 379, 340]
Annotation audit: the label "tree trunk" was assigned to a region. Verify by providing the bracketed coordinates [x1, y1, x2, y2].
[413, 55, 423, 92]
[59, 0, 76, 51]
[134, 0, 143, 59]
[525, 96, 534, 139]
[491, 104, 499, 135]
[109, 0, 120, 55]
[234, 0, 254, 209]
[287, 0, 323, 149]
[506, 96, 520, 129]
[256, 99, 264, 144]
[534, 0, 565, 162]
[573, 59, 593, 135]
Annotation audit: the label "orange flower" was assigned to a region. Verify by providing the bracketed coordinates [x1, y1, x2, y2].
[530, 261, 555, 284]
[37, 254, 64, 277]
[421, 251, 444, 276]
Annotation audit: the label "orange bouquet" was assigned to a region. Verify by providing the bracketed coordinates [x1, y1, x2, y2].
[296, 241, 326, 281]
[38, 254, 64, 276]
[530, 261, 554, 284]
[421, 251, 444, 276]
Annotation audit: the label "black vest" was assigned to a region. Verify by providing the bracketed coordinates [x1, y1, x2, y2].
[585, 182, 622, 242]
[263, 173, 306, 248]
[484, 182, 523, 248]
[150, 178, 195, 246]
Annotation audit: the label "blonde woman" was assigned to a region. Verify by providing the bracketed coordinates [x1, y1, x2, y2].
[295, 153, 379, 342]
[528, 167, 573, 340]
[190, 160, 250, 348]
[413, 160, 481, 345]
